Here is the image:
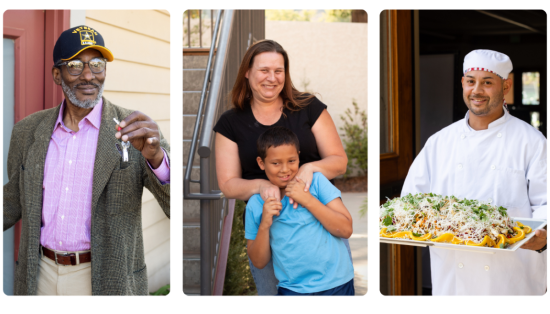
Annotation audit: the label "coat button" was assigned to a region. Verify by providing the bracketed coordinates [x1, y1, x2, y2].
[485, 265, 490, 271]
[491, 165, 496, 170]
[458, 263, 464, 268]
[497, 133, 502, 138]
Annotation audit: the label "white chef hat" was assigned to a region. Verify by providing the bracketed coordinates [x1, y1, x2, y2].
[463, 49, 513, 79]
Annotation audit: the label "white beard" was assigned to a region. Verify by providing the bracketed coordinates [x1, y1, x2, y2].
[61, 78, 104, 109]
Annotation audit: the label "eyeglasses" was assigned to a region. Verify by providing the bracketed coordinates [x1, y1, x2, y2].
[56, 57, 107, 76]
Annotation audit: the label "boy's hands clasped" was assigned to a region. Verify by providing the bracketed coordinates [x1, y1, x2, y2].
[285, 177, 312, 208]
[260, 198, 283, 229]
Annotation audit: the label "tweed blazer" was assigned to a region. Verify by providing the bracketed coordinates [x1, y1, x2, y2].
[3, 97, 170, 295]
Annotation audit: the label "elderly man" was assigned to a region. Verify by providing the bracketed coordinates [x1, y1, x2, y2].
[3, 25, 170, 295]
[402, 49, 547, 295]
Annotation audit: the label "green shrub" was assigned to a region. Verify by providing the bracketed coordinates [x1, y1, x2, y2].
[359, 197, 368, 218]
[150, 284, 170, 296]
[340, 100, 368, 177]
[223, 200, 257, 295]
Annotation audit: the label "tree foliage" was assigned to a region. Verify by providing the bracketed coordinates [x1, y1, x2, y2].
[321, 10, 352, 22]
[266, 10, 317, 22]
[266, 10, 352, 22]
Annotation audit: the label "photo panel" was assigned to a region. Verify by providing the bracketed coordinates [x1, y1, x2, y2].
[3, 9, 171, 296]
[379, 9, 547, 296]
[183, 9, 368, 296]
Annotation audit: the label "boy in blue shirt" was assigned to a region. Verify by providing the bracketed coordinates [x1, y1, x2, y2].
[245, 126, 355, 295]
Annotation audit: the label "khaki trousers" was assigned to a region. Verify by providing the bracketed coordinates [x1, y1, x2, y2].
[37, 251, 92, 295]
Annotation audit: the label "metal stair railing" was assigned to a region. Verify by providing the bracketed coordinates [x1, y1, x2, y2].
[183, 9, 235, 296]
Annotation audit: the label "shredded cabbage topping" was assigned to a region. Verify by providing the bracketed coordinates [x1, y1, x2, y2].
[379, 193, 519, 243]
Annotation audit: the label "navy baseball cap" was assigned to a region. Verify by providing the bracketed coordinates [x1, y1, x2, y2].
[53, 25, 114, 64]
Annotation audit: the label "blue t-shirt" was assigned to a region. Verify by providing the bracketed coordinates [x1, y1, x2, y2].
[245, 172, 354, 293]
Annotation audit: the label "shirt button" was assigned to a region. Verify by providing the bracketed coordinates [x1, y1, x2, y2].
[491, 165, 496, 170]
[59, 241, 62, 245]
[485, 265, 490, 271]
[65, 187, 69, 191]
[457, 164, 463, 170]
[73, 135, 76, 140]
[488, 198, 493, 203]
[69, 160, 72, 164]
[61, 215, 64, 220]
[461, 134, 465, 139]
[497, 133, 502, 138]
[458, 263, 464, 268]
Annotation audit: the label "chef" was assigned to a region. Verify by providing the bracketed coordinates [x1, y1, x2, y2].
[402, 49, 547, 295]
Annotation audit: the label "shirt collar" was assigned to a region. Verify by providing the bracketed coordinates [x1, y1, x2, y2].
[54, 98, 103, 131]
[464, 104, 510, 131]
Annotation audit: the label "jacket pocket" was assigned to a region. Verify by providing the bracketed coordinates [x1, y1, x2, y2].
[105, 164, 140, 215]
[127, 265, 148, 295]
[496, 166, 528, 214]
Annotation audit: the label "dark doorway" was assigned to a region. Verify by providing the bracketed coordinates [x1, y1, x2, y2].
[416, 9, 547, 295]
[419, 10, 547, 137]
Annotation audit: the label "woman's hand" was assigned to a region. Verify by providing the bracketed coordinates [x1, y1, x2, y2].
[288, 163, 314, 208]
[259, 180, 281, 201]
[295, 163, 314, 192]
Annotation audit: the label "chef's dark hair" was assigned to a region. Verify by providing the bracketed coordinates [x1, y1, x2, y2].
[257, 126, 300, 161]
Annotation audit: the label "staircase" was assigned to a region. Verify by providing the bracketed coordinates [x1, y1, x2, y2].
[182, 52, 208, 295]
[182, 10, 265, 295]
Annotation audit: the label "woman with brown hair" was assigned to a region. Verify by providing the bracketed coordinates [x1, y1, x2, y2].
[214, 39, 350, 295]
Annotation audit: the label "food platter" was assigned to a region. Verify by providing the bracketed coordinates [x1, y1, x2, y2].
[380, 217, 547, 254]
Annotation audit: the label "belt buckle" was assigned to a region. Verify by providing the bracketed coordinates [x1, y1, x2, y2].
[55, 251, 79, 266]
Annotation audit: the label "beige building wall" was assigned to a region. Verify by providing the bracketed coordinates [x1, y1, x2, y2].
[84, 10, 170, 293]
[266, 21, 368, 173]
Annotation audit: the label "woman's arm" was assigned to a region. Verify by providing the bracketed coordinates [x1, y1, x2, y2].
[309, 109, 348, 178]
[215, 133, 281, 201]
[295, 110, 348, 189]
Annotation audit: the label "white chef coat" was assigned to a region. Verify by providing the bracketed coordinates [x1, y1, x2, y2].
[402, 107, 547, 295]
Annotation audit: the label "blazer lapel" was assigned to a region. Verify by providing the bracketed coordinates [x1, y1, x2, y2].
[25, 106, 61, 222]
[91, 98, 122, 210]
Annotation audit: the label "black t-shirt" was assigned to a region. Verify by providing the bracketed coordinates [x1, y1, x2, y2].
[213, 97, 327, 182]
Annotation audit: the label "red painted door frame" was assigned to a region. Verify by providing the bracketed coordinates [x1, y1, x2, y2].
[3, 9, 70, 262]
[44, 10, 70, 109]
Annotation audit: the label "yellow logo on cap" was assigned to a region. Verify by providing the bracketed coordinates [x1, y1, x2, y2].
[72, 26, 98, 46]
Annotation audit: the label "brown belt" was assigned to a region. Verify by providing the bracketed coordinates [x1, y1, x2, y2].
[41, 246, 91, 266]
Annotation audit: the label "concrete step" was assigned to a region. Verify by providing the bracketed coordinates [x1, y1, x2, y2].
[183, 115, 203, 140]
[183, 258, 200, 295]
[183, 166, 201, 194]
[183, 199, 200, 224]
[182, 53, 212, 296]
[183, 141, 200, 167]
[183, 225, 200, 256]
[183, 55, 209, 69]
[183, 69, 206, 91]
[183, 92, 206, 115]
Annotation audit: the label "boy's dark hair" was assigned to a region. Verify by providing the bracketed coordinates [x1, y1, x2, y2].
[257, 126, 300, 160]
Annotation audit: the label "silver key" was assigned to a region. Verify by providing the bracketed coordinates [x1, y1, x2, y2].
[121, 141, 130, 162]
[113, 118, 130, 162]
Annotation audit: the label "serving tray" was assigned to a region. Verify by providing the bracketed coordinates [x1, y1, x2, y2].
[379, 217, 547, 254]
